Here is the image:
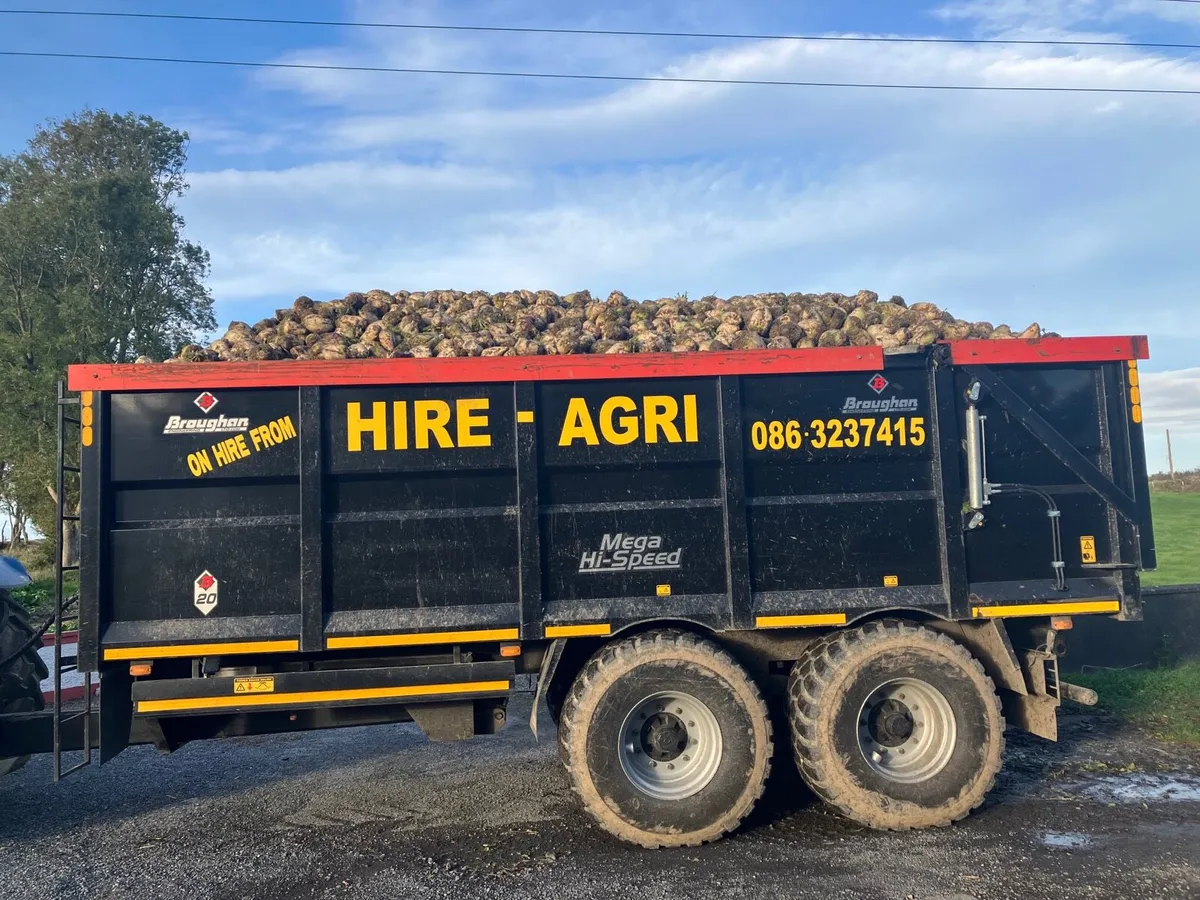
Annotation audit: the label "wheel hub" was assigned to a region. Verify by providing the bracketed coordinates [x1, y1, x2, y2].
[641, 712, 689, 762]
[619, 691, 723, 800]
[867, 699, 915, 746]
[856, 677, 957, 784]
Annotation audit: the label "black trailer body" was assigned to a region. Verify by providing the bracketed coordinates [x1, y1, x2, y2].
[0, 335, 1155, 847]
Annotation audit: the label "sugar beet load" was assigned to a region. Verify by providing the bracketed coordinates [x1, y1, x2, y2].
[165, 289, 1049, 363]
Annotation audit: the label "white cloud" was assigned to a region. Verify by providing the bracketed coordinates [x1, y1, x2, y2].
[1141, 368, 1200, 471]
[1142, 369, 1200, 434]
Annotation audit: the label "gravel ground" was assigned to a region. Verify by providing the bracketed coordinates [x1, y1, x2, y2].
[2, 695, 1198, 900]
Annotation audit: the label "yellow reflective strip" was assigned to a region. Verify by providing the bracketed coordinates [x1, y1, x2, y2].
[545, 623, 611, 638]
[104, 639, 299, 661]
[326, 628, 519, 650]
[756, 613, 848, 629]
[517, 410, 535, 423]
[972, 600, 1120, 619]
[136, 680, 511, 714]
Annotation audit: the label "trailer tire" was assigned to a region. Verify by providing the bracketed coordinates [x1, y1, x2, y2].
[0, 589, 49, 777]
[787, 618, 1004, 830]
[558, 629, 772, 848]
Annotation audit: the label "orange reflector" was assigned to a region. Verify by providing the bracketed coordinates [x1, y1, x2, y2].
[129, 662, 153, 677]
[1131, 404, 1143, 424]
[81, 425, 94, 446]
[81, 406, 94, 426]
[80, 390, 94, 406]
[1050, 616, 1073, 631]
[499, 643, 522, 658]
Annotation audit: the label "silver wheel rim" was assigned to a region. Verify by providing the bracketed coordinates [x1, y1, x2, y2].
[856, 677, 956, 784]
[618, 691, 723, 800]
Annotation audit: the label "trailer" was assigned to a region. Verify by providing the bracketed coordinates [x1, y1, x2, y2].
[0, 336, 1156, 847]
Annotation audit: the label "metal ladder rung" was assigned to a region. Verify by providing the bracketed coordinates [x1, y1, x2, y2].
[62, 515, 80, 522]
[63, 416, 81, 426]
[62, 465, 81, 474]
[60, 564, 79, 572]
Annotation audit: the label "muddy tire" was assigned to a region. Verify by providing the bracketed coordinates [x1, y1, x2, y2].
[0, 589, 48, 777]
[787, 618, 1004, 830]
[558, 629, 772, 848]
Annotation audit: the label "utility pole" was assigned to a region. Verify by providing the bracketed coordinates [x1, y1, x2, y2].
[1167, 429, 1175, 480]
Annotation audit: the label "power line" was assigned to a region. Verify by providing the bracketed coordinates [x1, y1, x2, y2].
[2, 8, 1200, 53]
[1, 49, 1197, 95]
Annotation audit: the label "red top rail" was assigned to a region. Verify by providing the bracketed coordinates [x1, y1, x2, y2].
[67, 336, 1148, 392]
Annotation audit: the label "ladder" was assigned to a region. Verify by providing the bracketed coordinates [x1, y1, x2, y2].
[53, 380, 91, 780]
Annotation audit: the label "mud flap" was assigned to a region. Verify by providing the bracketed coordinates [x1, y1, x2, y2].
[999, 650, 1061, 741]
[530, 639, 566, 742]
[99, 665, 132, 764]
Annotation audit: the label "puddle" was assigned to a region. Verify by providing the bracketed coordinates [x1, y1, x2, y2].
[1081, 774, 1200, 804]
[1041, 831, 1092, 850]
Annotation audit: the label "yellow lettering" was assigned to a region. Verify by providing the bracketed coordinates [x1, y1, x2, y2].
[414, 400, 453, 449]
[268, 420, 285, 444]
[393, 401, 408, 450]
[234, 434, 251, 459]
[599, 396, 639, 445]
[456, 398, 491, 448]
[249, 426, 264, 452]
[347, 401, 387, 452]
[279, 415, 296, 440]
[683, 394, 698, 443]
[558, 397, 599, 446]
[213, 440, 230, 467]
[187, 449, 213, 477]
[644, 395, 681, 443]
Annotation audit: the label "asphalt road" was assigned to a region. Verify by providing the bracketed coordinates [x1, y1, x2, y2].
[2, 695, 1199, 900]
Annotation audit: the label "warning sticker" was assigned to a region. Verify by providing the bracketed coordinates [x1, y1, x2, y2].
[1080, 536, 1097, 564]
[883, 575, 899, 587]
[656, 584, 672, 597]
[233, 676, 275, 695]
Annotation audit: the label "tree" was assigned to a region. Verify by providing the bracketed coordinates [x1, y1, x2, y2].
[0, 110, 215, 555]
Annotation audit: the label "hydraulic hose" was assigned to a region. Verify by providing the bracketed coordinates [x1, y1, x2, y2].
[988, 484, 1068, 591]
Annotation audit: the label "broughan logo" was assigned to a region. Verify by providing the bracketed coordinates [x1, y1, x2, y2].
[840, 396, 919, 413]
[578, 533, 683, 574]
[841, 374, 918, 413]
[163, 414, 250, 435]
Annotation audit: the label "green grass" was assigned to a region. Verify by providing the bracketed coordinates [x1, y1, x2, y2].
[9, 570, 76, 617]
[1143, 492, 1200, 587]
[1071, 663, 1200, 747]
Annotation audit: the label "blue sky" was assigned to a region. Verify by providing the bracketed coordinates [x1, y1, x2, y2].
[1, 0, 1199, 470]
